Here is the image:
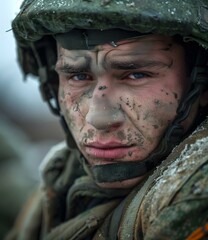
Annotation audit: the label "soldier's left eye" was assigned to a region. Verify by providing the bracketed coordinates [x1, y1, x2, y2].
[128, 72, 149, 80]
[72, 73, 90, 81]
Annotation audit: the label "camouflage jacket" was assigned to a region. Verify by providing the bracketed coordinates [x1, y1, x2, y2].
[5, 117, 208, 240]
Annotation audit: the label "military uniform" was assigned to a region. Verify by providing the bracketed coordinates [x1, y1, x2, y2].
[5, 117, 208, 240]
[7, 0, 208, 239]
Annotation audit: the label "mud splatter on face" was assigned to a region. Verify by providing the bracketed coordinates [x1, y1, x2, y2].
[73, 102, 79, 112]
[117, 130, 126, 141]
[72, 101, 85, 118]
[82, 129, 96, 143]
[98, 85, 107, 90]
[173, 92, 178, 99]
[85, 90, 93, 99]
[64, 109, 77, 129]
[135, 132, 145, 146]
[127, 132, 133, 143]
[154, 99, 161, 106]
[143, 111, 151, 121]
[57, 35, 189, 189]
[88, 129, 95, 138]
[128, 151, 133, 157]
[153, 98, 172, 110]
[120, 97, 131, 108]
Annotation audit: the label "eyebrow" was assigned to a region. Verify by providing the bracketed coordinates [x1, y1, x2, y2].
[107, 59, 172, 70]
[55, 57, 172, 73]
[55, 62, 91, 73]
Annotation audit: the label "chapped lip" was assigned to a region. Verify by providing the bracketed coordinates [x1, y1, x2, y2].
[84, 142, 135, 159]
[84, 141, 132, 148]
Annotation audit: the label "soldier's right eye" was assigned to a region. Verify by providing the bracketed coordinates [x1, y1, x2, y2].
[127, 72, 149, 80]
[71, 73, 91, 81]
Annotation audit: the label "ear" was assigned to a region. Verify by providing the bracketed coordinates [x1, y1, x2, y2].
[199, 88, 208, 107]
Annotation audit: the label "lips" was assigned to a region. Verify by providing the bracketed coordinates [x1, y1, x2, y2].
[84, 142, 135, 159]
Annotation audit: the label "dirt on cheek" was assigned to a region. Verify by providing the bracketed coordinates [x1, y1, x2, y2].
[117, 130, 126, 141]
[173, 92, 178, 100]
[69, 89, 93, 119]
[64, 109, 77, 129]
[153, 99, 169, 109]
[143, 109, 166, 130]
[120, 96, 141, 121]
[126, 129, 144, 147]
[142, 98, 178, 135]
[120, 96, 138, 111]
[60, 100, 78, 129]
[134, 132, 145, 146]
[128, 151, 133, 157]
[82, 129, 96, 143]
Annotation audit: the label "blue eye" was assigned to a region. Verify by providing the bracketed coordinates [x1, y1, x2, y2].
[129, 72, 146, 79]
[73, 73, 89, 81]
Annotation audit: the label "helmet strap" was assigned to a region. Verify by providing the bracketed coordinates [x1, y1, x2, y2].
[30, 42, 78, 150]
[32, 40, 207, 183]
[83, 48, 208, 183]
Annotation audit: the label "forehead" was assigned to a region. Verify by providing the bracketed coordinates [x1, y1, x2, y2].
[57, 35, 178, 61]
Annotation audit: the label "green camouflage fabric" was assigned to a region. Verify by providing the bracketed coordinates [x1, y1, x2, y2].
[5, 117, 208, 240]
[8, 1, 208, 239]
[12, 0, 208, 48]
[11, 0, 208, 78]
[116, 117, 208, 240]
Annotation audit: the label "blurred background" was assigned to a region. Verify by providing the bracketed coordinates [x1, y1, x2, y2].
[0, 1, 64, 238]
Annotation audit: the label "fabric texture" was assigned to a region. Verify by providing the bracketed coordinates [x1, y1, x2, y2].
[5, 117, 208, 240]
[12, 0, 208, 48]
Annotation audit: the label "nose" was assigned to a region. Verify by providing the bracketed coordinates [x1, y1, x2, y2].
[86, 92, 125, 131]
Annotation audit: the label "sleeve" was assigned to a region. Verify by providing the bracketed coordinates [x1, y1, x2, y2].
[4, 141, 73, 240]
[144, 162, 208, 240]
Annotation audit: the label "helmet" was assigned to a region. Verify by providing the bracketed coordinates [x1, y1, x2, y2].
[12, 0, 208, 45]
[12, 0, 208, 182]
[12, 0, 208, 78]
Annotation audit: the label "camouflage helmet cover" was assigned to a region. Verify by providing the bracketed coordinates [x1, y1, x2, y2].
[13, 0, 208, 47]
[12, 0, 208, 81]
[11, 0, 208, 182]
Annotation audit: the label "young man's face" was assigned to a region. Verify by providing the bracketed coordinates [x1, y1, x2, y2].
[56, 35, 194, 188]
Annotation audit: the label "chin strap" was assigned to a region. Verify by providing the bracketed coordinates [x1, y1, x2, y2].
[88, 84, 202, 183]
[33, 40, 207, 183]
[29, 41, 77, 150]
[82, 48, 208, 183]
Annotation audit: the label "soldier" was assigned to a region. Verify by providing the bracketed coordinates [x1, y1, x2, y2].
[6, 0, 208, 239]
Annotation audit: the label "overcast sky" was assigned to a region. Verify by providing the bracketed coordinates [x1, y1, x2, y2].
[0, 0, 53, 120]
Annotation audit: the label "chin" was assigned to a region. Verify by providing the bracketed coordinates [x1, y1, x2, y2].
[96, 175, 146, 189]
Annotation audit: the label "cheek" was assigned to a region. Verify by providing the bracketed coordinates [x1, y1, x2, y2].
[58, 82, 90, 134]
[121, 90, 180, 136]
[59, 83, 76, 122]
[143, 99, 177, 126]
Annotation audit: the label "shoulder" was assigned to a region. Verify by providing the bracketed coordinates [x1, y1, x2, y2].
[141, 156, 208, 240]
[139, 118, 208, 239]
[39, 141, 85, 190]
[5, 142, 85, 240]
[39, 141, 71, 173]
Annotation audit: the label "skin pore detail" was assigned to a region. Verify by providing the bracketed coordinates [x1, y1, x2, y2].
[56, 34, 196, 188]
